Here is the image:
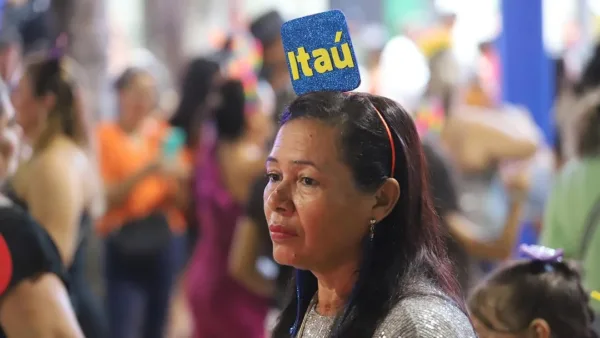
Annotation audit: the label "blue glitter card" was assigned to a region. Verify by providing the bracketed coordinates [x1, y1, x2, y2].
[281, 10, 361, 96]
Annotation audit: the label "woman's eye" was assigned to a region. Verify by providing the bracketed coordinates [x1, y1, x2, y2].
[266, 172, 281, 182]
[300, 177, 318, 187]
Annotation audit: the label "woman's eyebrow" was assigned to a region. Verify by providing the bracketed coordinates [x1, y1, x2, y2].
[266, 156, 320, 171]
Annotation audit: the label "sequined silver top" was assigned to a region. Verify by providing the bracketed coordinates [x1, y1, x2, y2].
[298, 284, 476, 338]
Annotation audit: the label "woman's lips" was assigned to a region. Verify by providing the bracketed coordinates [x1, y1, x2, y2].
[268, 224, 298, 241]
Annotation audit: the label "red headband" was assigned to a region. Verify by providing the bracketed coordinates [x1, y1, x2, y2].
[344, 92, 396, 177]
[373, 106, 396, 177]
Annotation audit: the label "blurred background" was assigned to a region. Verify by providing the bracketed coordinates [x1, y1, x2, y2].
[2, 0, 600, 337]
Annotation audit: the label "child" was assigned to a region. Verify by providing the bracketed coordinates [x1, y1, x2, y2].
[468, 244, 597, 338]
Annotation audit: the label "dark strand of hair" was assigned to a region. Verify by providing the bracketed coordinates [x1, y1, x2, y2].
[169, 58, 220, 148]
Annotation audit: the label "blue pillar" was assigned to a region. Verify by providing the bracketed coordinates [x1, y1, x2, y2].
[499, 0, 554, 143]
[0, 0, 4, 27]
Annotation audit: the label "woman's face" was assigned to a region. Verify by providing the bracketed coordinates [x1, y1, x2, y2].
[119, 73, 156, 128]
[264, 119, 375, 271]
[12, 74, 44, 136]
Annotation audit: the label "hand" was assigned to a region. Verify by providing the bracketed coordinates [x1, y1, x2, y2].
[165, 285, 193, 338]
[500, 161, 531, 197]
[152, 154, 189, 180]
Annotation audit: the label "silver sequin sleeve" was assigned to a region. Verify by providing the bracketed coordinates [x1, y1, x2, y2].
[375, 295, 476, 338]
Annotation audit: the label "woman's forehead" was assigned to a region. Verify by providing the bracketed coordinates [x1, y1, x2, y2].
[130, 73, 155, 87]
[270, 119, 340, 167]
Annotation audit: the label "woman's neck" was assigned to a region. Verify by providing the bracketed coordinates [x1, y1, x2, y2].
[313, 260, 359, 317]
[24, 123, 46, 148]
[27, 125, 64, 155]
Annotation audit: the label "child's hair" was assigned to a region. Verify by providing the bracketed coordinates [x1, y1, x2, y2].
[468, 259, 597, 338]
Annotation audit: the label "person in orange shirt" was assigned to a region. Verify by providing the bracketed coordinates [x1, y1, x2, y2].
[97, 67, 188, 338]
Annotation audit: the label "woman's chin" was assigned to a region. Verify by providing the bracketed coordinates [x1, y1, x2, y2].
[273, 245, 299, 267]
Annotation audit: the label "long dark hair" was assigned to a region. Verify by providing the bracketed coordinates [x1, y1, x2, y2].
[271, 92, 462, 338]
[215, 79, 246, 141]
[169, 58, 220, 148]
[575, 44, 600, 96]
[469, 259, 597, 338]
[573, 44, 600, 158]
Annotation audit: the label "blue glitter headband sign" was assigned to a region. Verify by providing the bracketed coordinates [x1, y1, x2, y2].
[281, 10, 361, 95]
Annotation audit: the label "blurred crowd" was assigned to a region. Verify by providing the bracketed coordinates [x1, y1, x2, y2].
[1, 1, 600, 338]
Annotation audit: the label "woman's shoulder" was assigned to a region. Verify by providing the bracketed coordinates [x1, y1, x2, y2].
[27, 146, 77, 182]
[376, 290, 476, 338]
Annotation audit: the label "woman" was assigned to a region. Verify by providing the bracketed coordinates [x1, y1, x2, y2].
[186, 79, 270, 338]
[170, 58, 221, 161]
[169, 58, 221, 254]
[6, 54, 105, 337]
[378, 34, 530, 291]
[267, 92, 475, 337]
[0, 81, 82, 338]
[228, 93, 285, 306]
[420, 139, 518, 291]
[432, 107, 543, 288]
[165, 58, 221, 337]
[97, 67, 187, 338]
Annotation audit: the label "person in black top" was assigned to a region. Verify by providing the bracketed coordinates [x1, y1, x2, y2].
[0, 201, 84, 338]
[228, 131, 292, 309]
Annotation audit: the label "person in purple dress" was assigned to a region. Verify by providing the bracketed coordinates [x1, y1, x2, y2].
[185, 79, 270, 337]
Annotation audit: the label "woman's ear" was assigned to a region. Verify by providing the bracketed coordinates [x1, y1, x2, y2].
[41, 93, 57, 112]
[529, 318, 550, 338]
[371, 178, 400, 222]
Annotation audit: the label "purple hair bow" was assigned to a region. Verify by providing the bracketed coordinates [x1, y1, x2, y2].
[519, 244, 564, 262]
[49, 33, 68, 59]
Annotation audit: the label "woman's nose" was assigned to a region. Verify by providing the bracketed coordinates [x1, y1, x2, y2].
[265, 184, 294, 216]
